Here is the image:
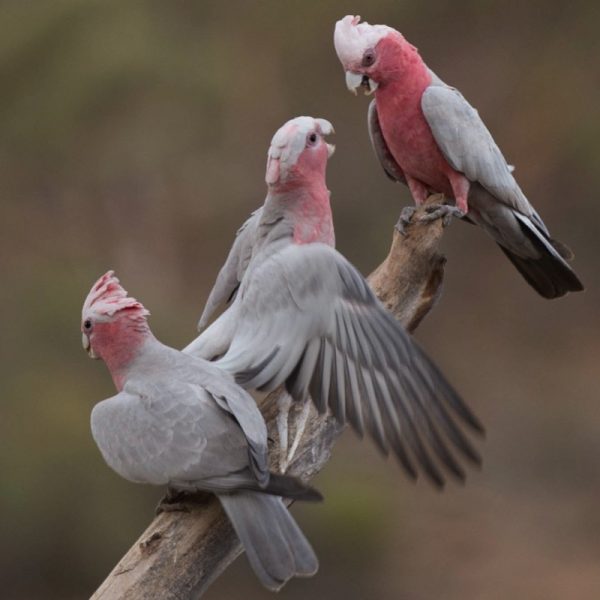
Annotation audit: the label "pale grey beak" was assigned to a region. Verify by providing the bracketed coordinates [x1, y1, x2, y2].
[345, 71, 363, 95]
[327, 143, 336, 158]
[82, 333, 98, 359]
[345, 71, 378, 96]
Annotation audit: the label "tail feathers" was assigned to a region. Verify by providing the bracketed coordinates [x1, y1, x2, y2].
[499, 213, 584, 299]
[219, 492, 318, 591]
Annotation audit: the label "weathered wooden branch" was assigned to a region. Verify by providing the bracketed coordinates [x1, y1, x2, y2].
[91, 195, 449, 600]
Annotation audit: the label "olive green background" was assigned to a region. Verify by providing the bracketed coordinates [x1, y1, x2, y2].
[1, 1, 599, 598]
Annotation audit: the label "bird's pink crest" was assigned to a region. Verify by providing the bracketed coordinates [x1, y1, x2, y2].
[334, 15, 396, 68]
[265, 116, 334, 187]
[82, 271, 150, 323]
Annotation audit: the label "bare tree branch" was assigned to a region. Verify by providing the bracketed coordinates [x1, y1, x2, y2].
[91, 195, 449, 600]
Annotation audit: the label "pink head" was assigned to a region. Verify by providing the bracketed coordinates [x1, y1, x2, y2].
[334, 15, 418, 94]
[82, 271, 151, 389]
[265, 116, 335, 191]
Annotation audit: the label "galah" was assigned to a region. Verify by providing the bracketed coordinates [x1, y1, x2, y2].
[185, 117, 484, 488]
[197, 116, 336, 332]
[82, 271, 320, 591]
[334, 15, 583, 299]
[191, 116, 336, 469]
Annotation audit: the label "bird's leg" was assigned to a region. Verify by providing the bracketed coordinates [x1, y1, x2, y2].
[276, 392, 293, 472]
[284, 399, 311, 471]
[396, 176, 430, 235]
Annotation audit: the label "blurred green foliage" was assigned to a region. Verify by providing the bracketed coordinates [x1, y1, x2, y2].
[1, 1, 599, 598]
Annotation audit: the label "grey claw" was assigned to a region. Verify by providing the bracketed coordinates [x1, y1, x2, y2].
[421, 204, 465, 227]
[395, 206, 417, 235]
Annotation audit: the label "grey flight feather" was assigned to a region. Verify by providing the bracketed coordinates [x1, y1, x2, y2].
[421, 82, 534, 218]
[368, 99, 406, 184]
[215, 242, 483, 488]
[197, 207, 263, 331]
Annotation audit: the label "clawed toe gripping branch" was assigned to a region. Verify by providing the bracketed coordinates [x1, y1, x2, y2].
[91, 195, 449, 600]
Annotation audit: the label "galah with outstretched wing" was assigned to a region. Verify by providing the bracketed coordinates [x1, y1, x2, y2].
[82, 271, 320, 591]
[334, 15, 583, 299]
[189, 116, 336, 468]
[185, 117, 484, 488]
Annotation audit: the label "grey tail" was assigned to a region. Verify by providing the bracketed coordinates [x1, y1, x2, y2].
[218, 492, 318, 591]
[499, 213, 584, 299]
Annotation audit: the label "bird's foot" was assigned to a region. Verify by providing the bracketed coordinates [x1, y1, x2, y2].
[395, 206, 417, 236]
[421, 203, 465, 227]
[155, 488, 210, 515]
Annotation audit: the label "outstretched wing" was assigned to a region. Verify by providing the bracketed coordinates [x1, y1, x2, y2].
[368, 99, 406, 184]
[422, 81, 536, 219]
[217, 243, 483, 487]
[198, 207, 262, 330]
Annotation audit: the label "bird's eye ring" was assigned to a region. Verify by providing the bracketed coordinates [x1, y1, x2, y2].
[362, 49, 376, 67]
[307, 132, 318, 146]
[83, 319, 92, 331]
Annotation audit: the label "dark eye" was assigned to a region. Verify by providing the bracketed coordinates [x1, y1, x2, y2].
[83, 319, 92, 331]
[362, 48, 376, 67]
[307, 132, 318, 146]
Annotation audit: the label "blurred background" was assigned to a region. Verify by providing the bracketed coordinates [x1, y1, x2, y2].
[1, 1, 599, 598]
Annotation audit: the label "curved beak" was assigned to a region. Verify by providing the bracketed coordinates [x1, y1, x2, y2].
[345, 71, 378, 96]
[315, 118, 336, 158]
[82, 333, 98, 359]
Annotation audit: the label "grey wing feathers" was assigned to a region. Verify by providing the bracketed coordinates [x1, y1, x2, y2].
[206, 379, 269, 486]
[421, 83, 532, 216]
[368, 99, 407, 184]
[218, 244, 483, 487]
[197, 207, 262, 330]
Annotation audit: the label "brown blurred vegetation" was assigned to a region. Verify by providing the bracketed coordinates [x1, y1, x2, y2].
[1, 1, 599, 598]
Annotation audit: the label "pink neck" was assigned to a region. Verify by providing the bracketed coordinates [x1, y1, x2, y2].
[375, 38, 431, 104]
[271, 181, 334, 246]
[92, 316, 151, 391]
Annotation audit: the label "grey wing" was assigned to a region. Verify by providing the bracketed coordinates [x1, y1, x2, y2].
[368, 99, 407, 184]
[202, 370, 269, 486]
[217, 244, 483, 487]
[91, 383, 258, 488]
[422, 82, 535, 218]
[198, 207, 263, 330]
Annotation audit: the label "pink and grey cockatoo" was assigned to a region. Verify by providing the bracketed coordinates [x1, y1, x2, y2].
[334, 15, 583, 299]
[192, 116, 336, 469]
[186, 116, 483, 488]
[196, 116, 336, 332]
[82, 271, 320, 591]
